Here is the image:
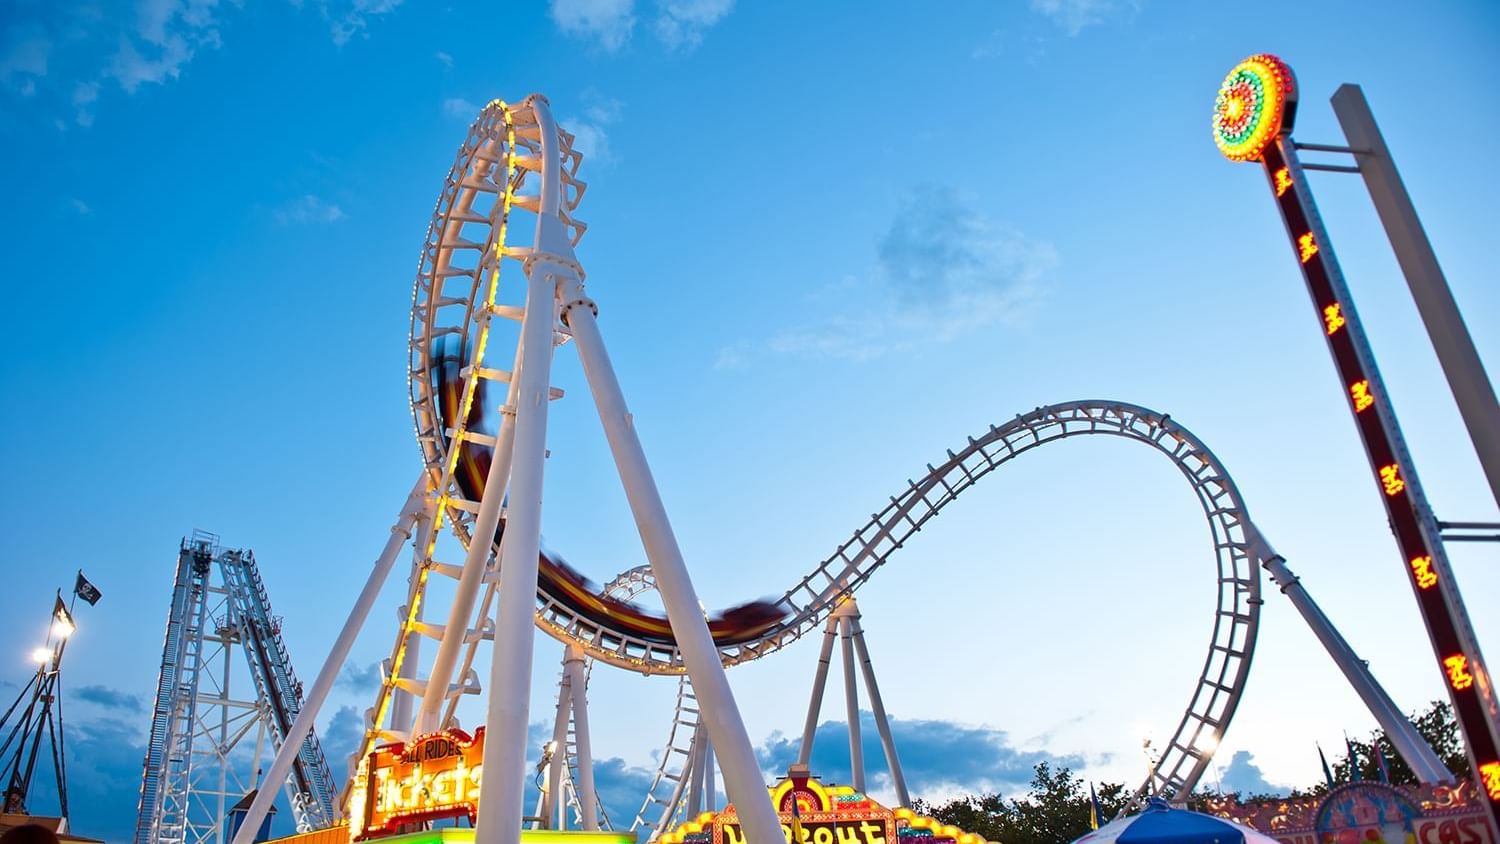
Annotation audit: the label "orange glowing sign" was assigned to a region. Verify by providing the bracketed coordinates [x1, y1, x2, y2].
[1482, 761, 1500, 800]
[1323, 304, 1345, 335]
[1350, 380, 1374, 412]
[1444, 654, 1474, 691]
[1274, 167, 1293, 196]
[659, 773, 990, 844]
[1379, 464, 1405, 496]
[357, 727, 485, 840]
[1409, 556, 1437, 590]
[1298, 232, 1319, 263]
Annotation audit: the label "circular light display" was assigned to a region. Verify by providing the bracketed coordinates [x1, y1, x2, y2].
[1213, 54, 1296, 161]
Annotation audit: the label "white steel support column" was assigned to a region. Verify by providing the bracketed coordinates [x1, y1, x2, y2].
[685, 733, 704, 817]
[543, 670, 572, 829]
[473, 262, 560, 844]
[1332, 84, 1500, 511]
[390, 498, 436, 736]
[473, 93, 574, 844]
[557, 280, 784, 844]
[704, 739, 716, 812]
[1255, 532, 1452, 783]
[418, 331, 526, 734]
[797, 616, 840, 766]
[848, 611, 908, 806]
[839, 615, 865, 794]
[228, 476, 429, 844]
[564, 646, 598, 831]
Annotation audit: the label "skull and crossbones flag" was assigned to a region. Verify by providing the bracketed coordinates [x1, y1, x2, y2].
[74, 571, 102, 606]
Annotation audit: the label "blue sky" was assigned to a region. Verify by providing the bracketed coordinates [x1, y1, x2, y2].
[2, 0, 1499, 840]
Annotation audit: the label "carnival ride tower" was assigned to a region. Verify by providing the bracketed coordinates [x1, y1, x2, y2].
[0, 595, 85, 823]
[135, 532, 338, 844]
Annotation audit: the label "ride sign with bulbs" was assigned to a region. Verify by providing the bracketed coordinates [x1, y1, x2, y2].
[1213, 53, 1500, 832]
[351, 727, 486, 840]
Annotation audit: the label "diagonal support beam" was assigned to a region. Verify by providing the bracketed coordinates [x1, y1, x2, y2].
[228, 475, 429, 844]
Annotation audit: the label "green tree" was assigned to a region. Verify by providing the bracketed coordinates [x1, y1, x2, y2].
[914, 763, 1130, 844]
[1312, 700, 1469, 792]
[913, 702, 1470, 844]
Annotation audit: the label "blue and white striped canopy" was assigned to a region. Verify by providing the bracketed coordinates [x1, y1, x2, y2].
[1074, 798, 1280, 844]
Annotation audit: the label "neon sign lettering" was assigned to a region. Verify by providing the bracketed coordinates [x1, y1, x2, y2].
[1298, 232, 1319, 263]
[1274, 167, 1293, 196]
[1350, 380, 1373, 412]
[724, 820, 889, 844]
[1379, 464, 1405, 496]
[1323, 304, 1345, 335]
[661, 775, 980, 844]
[1482, 761, 1500, 800]
[1409, 555, 1437, 590]
[358, 727, 486, 840]
[1445, 654, 1474, 691]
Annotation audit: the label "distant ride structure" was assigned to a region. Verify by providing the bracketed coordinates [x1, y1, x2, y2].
[0, 591, 89, 825]
[135, 532, 338, 844]
[1213, 52, 1500, 834]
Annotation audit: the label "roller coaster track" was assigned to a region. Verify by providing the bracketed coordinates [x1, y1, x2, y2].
[395, 99, 1260, 804]
[587, 402, 1261, 810]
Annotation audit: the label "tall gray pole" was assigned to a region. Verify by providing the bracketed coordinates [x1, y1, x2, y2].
[1254, 529, 1451, 783]
[1331, 84, 1500, 511]
[848, 611, 909, 806]
[473, 261, 559, 844]
[542, 671, 572, 829]
[797, 616, 840, 766]
[564, 646, 598, 831]
[839, 615, 865, 794]
[558, 281, 786, 844]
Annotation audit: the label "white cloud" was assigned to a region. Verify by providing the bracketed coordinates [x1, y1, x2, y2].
[73, 80, 99, 125]
[105, 0, 224, 94]
[654, 0, 733, 50]
[550, 0, 636, 52]
[325, 0, 404, 46]
[5, 0, 403, 129]
[1, 25, 51, 91]
[273, 194, 346, 225]
[70, 198, 93, 216]
[108, 34, 193, 92]
[714, 343, 749, 371]
[1028, 0, 1130, 35]
[443, 96, 480, 119]
[564, 93, 623, 166]
[746, 186, 1057, 362]
[434, 50, 453, 68]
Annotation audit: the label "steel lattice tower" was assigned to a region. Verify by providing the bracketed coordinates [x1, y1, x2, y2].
[134, 532, 338, 844]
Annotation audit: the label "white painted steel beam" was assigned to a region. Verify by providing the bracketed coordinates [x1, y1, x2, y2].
[848, 610, 908, 806]
[228, 476, 428, 844]
[797, 616, 840, 767]
[558, 279, 785, 844]
[1254, 530, 1451, 783]
[1332, 84, 1500, 511]
[564, 645, 599, 830]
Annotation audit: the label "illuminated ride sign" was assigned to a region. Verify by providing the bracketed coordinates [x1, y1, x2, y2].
[1213, 54, 1500, 832]
[353, 727, 486, 840]
[658, 773, 991, 844]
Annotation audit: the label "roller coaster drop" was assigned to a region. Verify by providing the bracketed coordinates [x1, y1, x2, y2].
[226, 92, 1467, 844]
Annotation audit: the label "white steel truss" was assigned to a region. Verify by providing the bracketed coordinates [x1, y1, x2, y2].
[135, 533, 336, 844]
